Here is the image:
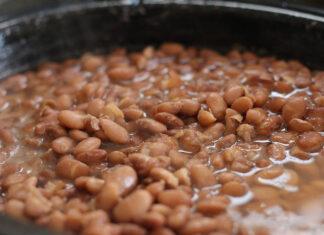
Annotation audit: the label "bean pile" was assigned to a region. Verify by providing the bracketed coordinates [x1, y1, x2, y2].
[0, 43, 323, 235]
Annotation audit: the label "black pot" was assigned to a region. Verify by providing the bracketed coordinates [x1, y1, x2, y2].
[0, 1, 324, 234]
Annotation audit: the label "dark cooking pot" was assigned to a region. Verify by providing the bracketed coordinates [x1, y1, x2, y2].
[0, 1, 324, 234]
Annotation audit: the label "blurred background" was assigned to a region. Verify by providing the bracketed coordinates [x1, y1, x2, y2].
[1, 0, 324, 22]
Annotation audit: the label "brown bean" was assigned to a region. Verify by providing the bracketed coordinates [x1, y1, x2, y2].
[224, 85, 244, 105]
[102, 103, 124, 121]
[87, 98, 105, 117]
[156, 101, 182, 114]
[103, 165, 138, 195]
[169, 150, 188, 169]
[100, 118, 129, 144]
[282, 96, 307, 123]
[190, 164, 216, 188]
[123, 108, 144, 121]
[288, 118, 314, 132]
[196, 196, 229, 215]
[56, 158, 90, 180]
[151, 228, 175, 235]
[0, 128, 15, 145]
[158, 190, 191, 207]
[217, 134, 237, 149]
[161, 42, 184, 55]
[150, 167, 179, 188]
[69, 130, 89, 141]
[221, 181, 246, 197]
[75, 176, 105, 194]
[107, 66, 137, 81]
[119, 223, 146, 235]
[75, 149, 107, 164]
[197, 109, 216, 126]
[155, 112, 184, 129]
[51, 136, 75, 154]
[174, 168, 191, 186]
[56, 94, 72, 110]
[74, 137, 101, 155]
[136, 118, 167, 134]
[267, 144, 285, 160]
[96, 183, 120, 211]
[266, 97, 286, 113]
[180, 217, 220, 235]
[146, 181, 165, 197]
[58, 110, 85, 129]
[179, 129, 204, 153]
[206, 93, 227, 120]
[167, 205, 190, 229]
[297, 131, 323, 152]
[25, 192, 52, 218]
[236, 124, 255, 142]
[246, 108, 266, 125]
[140, 211, 165, 228]
[179, 99, 200, 116]
[107, 151, 126, 165]
[4, 199, 25, 219]
[231, 96, 253, 113]
[204, 122, 225, 140]
[113, 190, 153, 222]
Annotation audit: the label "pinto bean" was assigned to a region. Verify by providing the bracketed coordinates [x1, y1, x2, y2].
[87, 98, 105, 117]
[161, 42, 184, 55]
[56, 158, 90, 180]
[74, 137, 101, 155]
[224, 85, 244, 105]
[69, 130, 89, 141]
[75, 176, 105, 194]
[282, 97, 307, 123]
[288, 118, 314, 132]
[150, 167, 179, 188]
[107, 66, 137, 81]
[297, 131, 323, 152]
[206, 93, 227, 120]
[156, 101, 182, 114]
[155, 112, 184, 129]
[189, 164, 216, 188]
[158, 190, 191, 207]
[113, 190, 153, 222]
[100, 118, 129, 144]
[136, 118, 167, 134]
[58, 110, 85, 129]
[197, 109, 216, 126]
[51, 136, 75, 154]
[221, 181, 246, 197]
[75, 149, 107, 164]
[231, 96, 254, 113]
[179, 99, 200, 116]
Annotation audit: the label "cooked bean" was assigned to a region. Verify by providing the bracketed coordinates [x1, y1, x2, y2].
[100, 118, 129, 144]
[161, 42, 184, 55]
[96, 183, 120, 211]
[113, 189, 153, 222]
[206, 93, 227, 120]
[87, 98, 105, 117]
[196, 196, 229, 215]
[282, 97, 307, 123]
[224, 85, 244, 105]
[107, 66, 137, 81]
[267, 144, 286, 160]
[236, 124, 255, 142]
[102, 103, 124, 121]
[69, 130, 89, 141]
[204, 122, 225, 140]
[167, 205, 190, 229]
[155, 112, 184, 129]
[190, 164, 216, 188]
[56, 94, 73, 110]
[150, 167, 179, 188]
[123, 108, 144, 120]
[180, 217, 220, 235]
[56, 158, 90, 180]
[297, 131, 323, 152]
[4, 199, 25, 219]
[179, 99, 200, 116]
[107, 151, 126, 165]
[51, 136, 75, 154]
[74, 137, 101, 155]
[156, 101, 182, 114]
[288, 118, 314, 132]
[158, 190, 191, 207]
[58, 110, 85, 129]
[197, 109, 216, 126]
[245, 108, 266, 125]
[136, 118, 167, 134]
[231, 96, 253, 113]
[221, 181, 246, 197]
[75, 176, 105, 194]
[76, 149, 107, 164]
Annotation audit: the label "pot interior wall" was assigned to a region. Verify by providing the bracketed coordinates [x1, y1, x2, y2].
[0, 2, 324, 79]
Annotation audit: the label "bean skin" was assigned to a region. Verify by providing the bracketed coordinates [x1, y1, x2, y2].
[100, 118, 129, 144]
[58, 110, 85, 129]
